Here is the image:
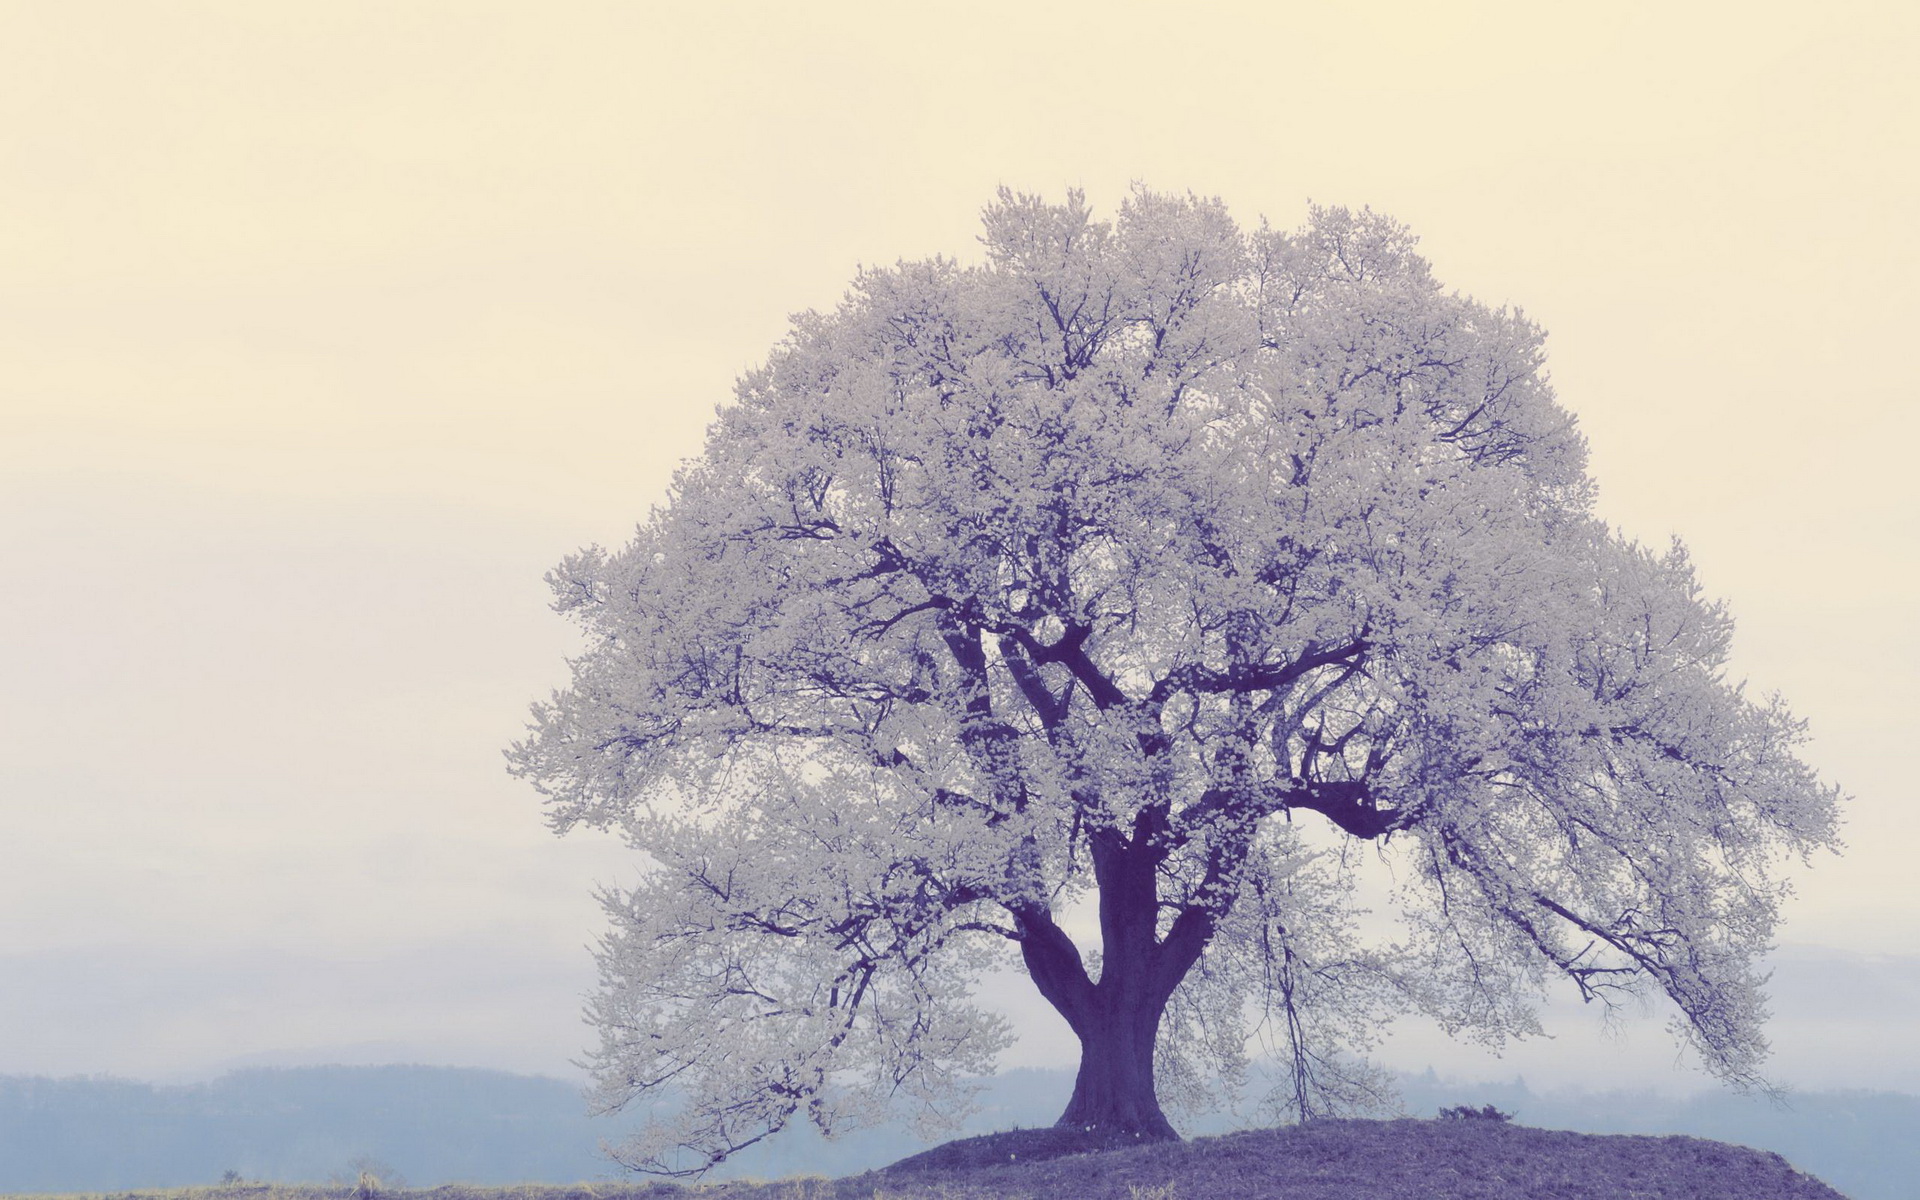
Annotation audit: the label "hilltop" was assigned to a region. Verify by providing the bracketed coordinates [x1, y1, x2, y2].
[854, 1118, 1849, 1198]
[10, 1066, 1908, 1196]
[11, 1118, 1847, 1200]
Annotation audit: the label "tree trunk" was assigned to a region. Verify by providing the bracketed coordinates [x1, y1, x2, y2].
[1015, 817, 1214, 1146]
[1056, 985, 1179, 1143]
[1046, 821, 1193, 1145]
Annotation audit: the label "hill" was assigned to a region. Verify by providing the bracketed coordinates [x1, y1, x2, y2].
[858, 1119, 1849, 1198]
[1, 1119, 1849, 1200]
[1, 1065, 1904, 1197]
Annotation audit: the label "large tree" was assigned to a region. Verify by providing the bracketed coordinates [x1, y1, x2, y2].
[509, 189, 1842, 1174]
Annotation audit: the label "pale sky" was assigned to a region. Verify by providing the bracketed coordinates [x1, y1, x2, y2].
[2, 1, 1916, 1100]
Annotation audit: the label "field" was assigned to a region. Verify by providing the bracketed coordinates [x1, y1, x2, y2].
[1, 1117, 1851, 1200]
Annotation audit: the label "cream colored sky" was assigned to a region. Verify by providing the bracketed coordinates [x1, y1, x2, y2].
[2, 1, 1916, 1086]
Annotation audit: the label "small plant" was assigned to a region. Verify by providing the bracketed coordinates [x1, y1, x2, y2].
[1439, 1103, 1514, 1122]
[333, 1155, 404, 1200]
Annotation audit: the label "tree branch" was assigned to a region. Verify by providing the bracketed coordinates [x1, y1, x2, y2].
[1175, 779, 1409, 842]
[1148, 639, 1369, 707]
[996, 634, 1068, 727]
[1002, 621, 1129, 709]
[1008, 900, 1095, 1034]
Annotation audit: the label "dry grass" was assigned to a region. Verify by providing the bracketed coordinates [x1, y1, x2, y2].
[1, 1118, 1851, 1200]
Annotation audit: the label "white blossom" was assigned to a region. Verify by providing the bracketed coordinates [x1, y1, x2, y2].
[509, 187, 1843, 1173]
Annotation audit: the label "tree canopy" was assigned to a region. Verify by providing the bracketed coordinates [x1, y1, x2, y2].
[508, 188, 1842, 1175]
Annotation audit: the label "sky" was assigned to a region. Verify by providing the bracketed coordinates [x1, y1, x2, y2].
[2, 0, 1917, 1102]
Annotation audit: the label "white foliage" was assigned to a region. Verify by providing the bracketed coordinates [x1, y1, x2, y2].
[510, 187, 1843, 1171]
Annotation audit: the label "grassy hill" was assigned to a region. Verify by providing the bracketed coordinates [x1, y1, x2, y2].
[6, 1117, 1849, 1200]
[7, 1066, 1906, 1196]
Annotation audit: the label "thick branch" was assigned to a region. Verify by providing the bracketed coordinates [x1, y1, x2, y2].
[1155, 824, 1252, 997]
[1178, 779, 1408, 842]
[1148, 639, 1370, 707]
[1010, 901, 1095, 1034]
[1003, 622, 1128, 709]
[1277, 779, 1405, 839]
[997, 635, 1069, 727]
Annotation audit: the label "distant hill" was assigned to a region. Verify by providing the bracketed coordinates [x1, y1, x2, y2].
[0, 1067, 610, 1192]
[0, 1065, 1908, 1199]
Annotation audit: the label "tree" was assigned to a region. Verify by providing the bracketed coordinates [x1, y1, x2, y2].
[508, 188, 1843, 1174]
